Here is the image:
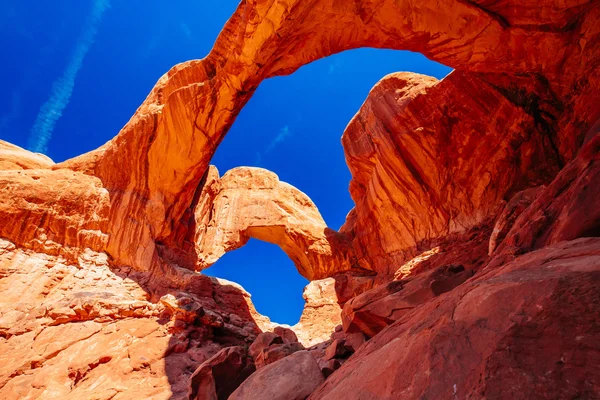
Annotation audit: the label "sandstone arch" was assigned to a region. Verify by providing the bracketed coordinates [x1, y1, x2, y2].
[50, 0, 599, 275]
[190, 166, 354, 281]
[0, 1, 599, 398]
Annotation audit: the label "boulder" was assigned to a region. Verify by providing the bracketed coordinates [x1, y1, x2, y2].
[229, 351, 324, 400]
[255, 342, 305, 369]
[324, 339, 351, 361]
[273, 326, 299, 344]
[248, 332, 283, 359]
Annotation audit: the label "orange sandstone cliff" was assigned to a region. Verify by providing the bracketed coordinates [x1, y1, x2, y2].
[1, 0, 599, 399]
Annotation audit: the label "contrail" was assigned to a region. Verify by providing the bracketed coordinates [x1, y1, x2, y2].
[28, 0, 110, 154]
[265, 125, 293, 153]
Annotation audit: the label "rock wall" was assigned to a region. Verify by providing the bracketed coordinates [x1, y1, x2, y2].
[0, 240, 265, 399]
[313, 131, 600, 399]
[342, 71, 562, 276]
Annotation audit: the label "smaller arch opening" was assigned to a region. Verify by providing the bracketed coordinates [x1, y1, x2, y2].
[202, 238, 309, 326]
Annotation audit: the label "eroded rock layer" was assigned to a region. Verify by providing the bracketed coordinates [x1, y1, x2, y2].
[0, 240, 261, 399]
[311, 238, 600, 400]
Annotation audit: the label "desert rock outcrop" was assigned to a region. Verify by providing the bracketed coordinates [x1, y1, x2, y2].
[342, 71, 564, 275]
[0, 141, 54, 171]
[0, 0, 599, 398]
[310, 128, 600, 399]
[310, 238, 600, 400]
[0, 239, 270, 399]
[292, 279, 342, 346]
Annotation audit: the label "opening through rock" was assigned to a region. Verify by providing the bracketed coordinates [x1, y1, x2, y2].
[202, 239, 309, 325]
[205, 48, 451, 325]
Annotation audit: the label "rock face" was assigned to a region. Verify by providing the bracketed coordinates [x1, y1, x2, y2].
[0, 147, 110, 261]
[341, 264, 474, 337]
[488, 186, 545, 255]
[0, 141, 54, 171]
[491, 130, 600, 260]
[342, 71, 562, 276]
[310, 238, 600, 400]
[0, 239, 270, 399]
[310, 132, 600, 399]
[253, 342, 305, 370]
[0, 0, 599, 398]
[50, 0, 598, 278]
[292, 279, 342, 347]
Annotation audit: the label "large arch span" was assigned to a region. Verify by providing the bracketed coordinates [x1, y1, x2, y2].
[11, 0, 598, 278]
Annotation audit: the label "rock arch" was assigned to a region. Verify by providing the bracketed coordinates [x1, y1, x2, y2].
[191, 166, 354, 281]
[0, 0, 596, 282]
[0, 1, 599, 398]
[49, 0, 598, 275]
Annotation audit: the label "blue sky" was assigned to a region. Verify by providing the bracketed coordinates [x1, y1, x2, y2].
[0, 1, 451, 324]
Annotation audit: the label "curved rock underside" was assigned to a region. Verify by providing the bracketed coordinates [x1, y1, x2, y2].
[187, 166, 354, 281]
[0, 0, 599, 398]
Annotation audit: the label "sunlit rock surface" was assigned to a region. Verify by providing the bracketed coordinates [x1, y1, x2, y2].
[292, 279, 342, 347]
[0, 141, 54, 171]
[0, 0, 599, 398]
[342, 71, 562, 276]
[0, 240, 263, 399]
[191, 167, 354, 281]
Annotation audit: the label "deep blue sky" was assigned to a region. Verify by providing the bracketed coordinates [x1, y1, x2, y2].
[0, 1, 451, 324]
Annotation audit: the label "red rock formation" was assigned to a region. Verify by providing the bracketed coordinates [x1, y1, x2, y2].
[0, 238, 273, 399]
[253, 342, 305, 370]
[488, 186, 545, 255]
[492, 128, 600, 260]
[0, 141, 109, 260]
[341, 264, 474, 337]
[292, 279, 342, 347]
[0, 141, 54, 170]
[51, 0, 599, 278]
[310, 129, 600, 399]
[310, 238, 600, 400]
[0, 0, 599, 398]
[187, 346, 255, 400]
[342, 71, 562, 276]
[190, 167, 354, 280]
